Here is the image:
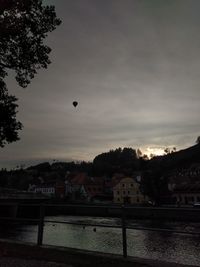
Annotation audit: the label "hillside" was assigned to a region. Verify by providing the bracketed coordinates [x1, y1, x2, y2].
[148, 144, 200, 185]
[149, 144, 200, 170]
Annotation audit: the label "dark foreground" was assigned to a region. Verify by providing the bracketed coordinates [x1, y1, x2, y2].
[0, 239, 199, 267]
[0, 257, 70, 267]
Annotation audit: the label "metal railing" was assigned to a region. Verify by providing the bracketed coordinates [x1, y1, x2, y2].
[0, 203, 200, 258]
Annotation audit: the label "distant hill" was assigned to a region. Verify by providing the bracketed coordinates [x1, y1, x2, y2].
[149, 144, 200, 171]
[146, 144, 200, 188]
[1, 144, 200, 192]
[15, 144, 200, 178]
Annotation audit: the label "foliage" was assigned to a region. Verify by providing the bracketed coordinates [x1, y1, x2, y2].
[164, 147, 176, 154]
[0, 81, 22, 147]
[0, 0, 61, 87]
[27, 162, 51, 172]
[141, 170, 169, 205]
[196, 136, 200, 145]
[1, 144, 200, 196]
[93, 147, 139, 175]
[0, 0, 61, 146]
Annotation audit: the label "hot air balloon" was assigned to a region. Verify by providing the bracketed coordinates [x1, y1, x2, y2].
[73, 101, 78, 108]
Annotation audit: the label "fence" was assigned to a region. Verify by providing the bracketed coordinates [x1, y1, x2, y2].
[0, 203, 200, 258]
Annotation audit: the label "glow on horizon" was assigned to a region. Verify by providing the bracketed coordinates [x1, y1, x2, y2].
[143, 147, 166, 157]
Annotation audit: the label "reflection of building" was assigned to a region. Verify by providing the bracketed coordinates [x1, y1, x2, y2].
[170, 183, 200, 205]
[113, 177, 148, 204]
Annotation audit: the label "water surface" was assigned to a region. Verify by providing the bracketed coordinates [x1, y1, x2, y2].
[1, 216, 200, 266]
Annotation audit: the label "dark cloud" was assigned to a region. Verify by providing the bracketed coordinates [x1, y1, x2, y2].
[1, 0, 200, 168]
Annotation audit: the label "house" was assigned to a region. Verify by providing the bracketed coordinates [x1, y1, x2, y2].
[65, 172, 89, 200]
[80, 177, 104, 202]
[29, 179, 66, 199]
[170, 183, 200, 205]
[65, 172, 113, 203]
[34, 183, 55, 197]
[55, 180, 66, 199]
[113, 177, 148, 204]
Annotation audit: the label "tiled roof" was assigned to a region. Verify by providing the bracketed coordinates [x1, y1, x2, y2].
[70, 173, 89, 185]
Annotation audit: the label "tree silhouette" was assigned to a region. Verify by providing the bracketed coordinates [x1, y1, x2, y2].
[93, 147, 139, 175]
[196, 136, 200, 145]
[141, 170, 169, 205]
[0, 83, 22, 147]
[0, 0, 61, 146]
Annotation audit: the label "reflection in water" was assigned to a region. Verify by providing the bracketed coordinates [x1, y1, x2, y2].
[1, 216, 200, 266]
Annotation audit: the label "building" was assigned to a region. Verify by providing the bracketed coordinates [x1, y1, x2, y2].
[170, 183, 200, 205]
[65, 173, 89, 200]
[29, 179, 66, 199]
[34, 183, 55, 197]
[80, 177, 104, 202]
[55, 180, 66, 199]
[113, 177, 148, 204]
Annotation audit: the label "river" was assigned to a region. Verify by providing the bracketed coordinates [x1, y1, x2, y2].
[1, 216, 200, 266]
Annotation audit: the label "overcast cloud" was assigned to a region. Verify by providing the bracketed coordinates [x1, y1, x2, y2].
[1, 0, 200, 168]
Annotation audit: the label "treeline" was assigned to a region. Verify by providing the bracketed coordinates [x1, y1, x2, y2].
[1, 145, 200, 204]
[0, 147, 146, 189]
[27, 147, 147, 176]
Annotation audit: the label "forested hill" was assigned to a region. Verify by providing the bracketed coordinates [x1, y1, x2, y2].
[1, 144, 200, 191]
[148, 144, 200, 173]
[26, 144, 200, 177]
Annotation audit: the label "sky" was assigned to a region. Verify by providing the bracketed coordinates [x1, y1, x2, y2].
[1, 0, 200, 169]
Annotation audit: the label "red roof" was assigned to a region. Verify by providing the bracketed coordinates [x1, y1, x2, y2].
[84, 184, 103, 197]
[70, 173, 89, 185]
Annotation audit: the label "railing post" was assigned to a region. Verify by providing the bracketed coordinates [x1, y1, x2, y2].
[121, 205, 127, 258]
[37, 204, 45, 246]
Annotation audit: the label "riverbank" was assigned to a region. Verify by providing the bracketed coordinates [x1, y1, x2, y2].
[1, 201, 200, 222]
[0, 239, 199, 267]
[46, 204, 200, 222]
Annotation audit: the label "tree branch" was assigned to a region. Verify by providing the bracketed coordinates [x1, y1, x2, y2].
[0, 62, 12, 69]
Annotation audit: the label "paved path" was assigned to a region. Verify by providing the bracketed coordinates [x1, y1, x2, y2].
[0, 257, 72, 267]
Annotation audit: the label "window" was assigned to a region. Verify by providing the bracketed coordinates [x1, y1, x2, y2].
[131, 184, 133, 187]
[123, 191, 126, 195]
[128, 191, 130, 195]
[137, 198, 140, 203]
[117, 191, 119, 195]
[122, 184, 125, 187]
